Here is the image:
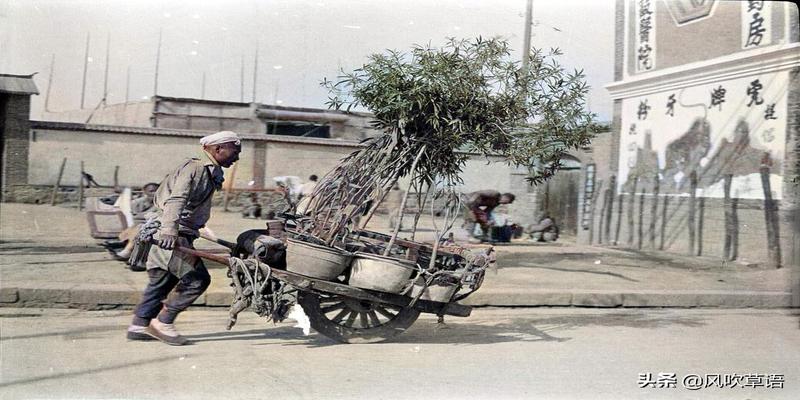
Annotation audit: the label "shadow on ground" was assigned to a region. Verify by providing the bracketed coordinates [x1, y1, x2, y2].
[186, 312, 708, 347]
[0, 244, 106, 255]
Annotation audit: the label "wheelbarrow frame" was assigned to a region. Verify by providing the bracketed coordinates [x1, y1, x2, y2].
[176, 245, 473, 318]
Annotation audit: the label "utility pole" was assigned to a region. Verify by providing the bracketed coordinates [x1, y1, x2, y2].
[154, 28, 162, 97]
[103, 33, 110, 104]
[125, 66, 131, 102]
[521, 0, 533, 72]
[80, 33, 90, 109]
[44, 54, 55, 112]
[252, 40, 259, 102]
[240, 54, 245, 103]
[201, 71, 206, 99]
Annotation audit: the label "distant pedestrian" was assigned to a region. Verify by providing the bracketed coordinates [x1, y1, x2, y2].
[298, 174, 318, 200]
[464, 190, 515, 241]
[295, 175, 320, 215]
[241, 192, 262, 219]
[528, 214, 559, 242]
[127, 130, 241, 346]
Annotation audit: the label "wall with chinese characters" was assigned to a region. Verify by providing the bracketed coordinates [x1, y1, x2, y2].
[617, 69, 788, 200]
[626, 0, 795, 77]
[606, 0, 799, 269]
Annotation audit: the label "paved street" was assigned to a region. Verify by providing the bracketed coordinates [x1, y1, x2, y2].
[1, 307, 799, 399]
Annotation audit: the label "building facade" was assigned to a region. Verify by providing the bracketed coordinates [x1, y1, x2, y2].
[41, 95, 378, 141]
[599, 0, 799, 267]
[1, 73, 39, 202]
[4, 120, 542, 226]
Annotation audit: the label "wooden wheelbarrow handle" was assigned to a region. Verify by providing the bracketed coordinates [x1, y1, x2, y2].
[175, 245, 232, 266]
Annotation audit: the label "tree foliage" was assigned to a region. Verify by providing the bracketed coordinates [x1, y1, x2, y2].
[322, 36, 597, 185]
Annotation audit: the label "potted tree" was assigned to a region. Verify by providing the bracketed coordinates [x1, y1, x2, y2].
[290, 37, 598, 291]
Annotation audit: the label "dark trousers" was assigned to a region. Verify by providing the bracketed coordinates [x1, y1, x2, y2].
[132, 265, 211, 326]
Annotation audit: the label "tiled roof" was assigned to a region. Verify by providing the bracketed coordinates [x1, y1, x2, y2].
[29, 120, 363, 147]
[0, 73, 40, 95]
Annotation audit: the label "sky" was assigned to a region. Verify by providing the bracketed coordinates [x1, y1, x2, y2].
[1, 0, 616, 121]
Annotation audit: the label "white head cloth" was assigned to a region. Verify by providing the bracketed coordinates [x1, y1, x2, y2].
[200, 130, 241, 146]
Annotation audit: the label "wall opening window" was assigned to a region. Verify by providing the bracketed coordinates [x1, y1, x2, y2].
[264, 122, 330, 138]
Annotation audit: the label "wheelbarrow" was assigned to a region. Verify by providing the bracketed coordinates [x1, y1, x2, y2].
[178, 227, 492, 344]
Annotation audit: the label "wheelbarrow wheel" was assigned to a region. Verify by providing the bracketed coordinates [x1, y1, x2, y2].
[298, 292, 420, 344]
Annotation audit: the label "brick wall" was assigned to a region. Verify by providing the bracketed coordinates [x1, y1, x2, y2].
[1, 94, 32, 202]
[577, 131, 614, 244]
[787, 66, 800, 305]
[252, 141, 267, 188]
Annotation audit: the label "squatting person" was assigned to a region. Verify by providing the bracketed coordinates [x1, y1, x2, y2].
[464, 190, 515, 242]
[127, 130, 242, 345]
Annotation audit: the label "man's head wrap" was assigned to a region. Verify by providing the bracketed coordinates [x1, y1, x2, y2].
[200, 131, 241, 146]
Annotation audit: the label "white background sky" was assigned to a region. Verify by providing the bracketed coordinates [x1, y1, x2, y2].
[1, 0, 615, 121]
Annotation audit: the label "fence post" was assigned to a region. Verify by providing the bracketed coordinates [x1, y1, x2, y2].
[50, 157, 67, 206]
[760, 165, 781, 268]
[649, 173, 659, 249]
[688, 171, 697, 256]
[627, 176, 638, 245]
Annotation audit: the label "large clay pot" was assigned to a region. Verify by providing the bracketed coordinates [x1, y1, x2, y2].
[409, 276, 459, 303]
[285, 238, 352, 280]
[348, 252, 418, 294]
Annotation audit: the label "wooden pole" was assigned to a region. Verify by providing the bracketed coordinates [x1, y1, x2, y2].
[723, 174, 734, 261]
[44, 54, 55, 112]
[731, 196, 739, 261]
[113, 165, 119, 190]
[613, 193, 624, 245]
[543, 180, 550, 215]
[697, 196, 705, 256]
[637, 187, 645, 250]
[252, 40, 259, 102]
[80, 33, 90, 109]
[688, 171, 697, 256]
[240, 54, 245, 103]
[125, 65, 131, 103]
[383, 145, 427, 256]
[154, 28, 162, 97]
[103, 33, 110, 104]
[761, 165, 781, 268]
[521, 0, 533, 73]
[201, 71, 206, 99]
[597, 189, 606, 244]
[649, 173, 659, 249]
[359, 174, 402, 230]
[78, 161, 85, 210]
[604, 175, 616, 244]
[223, 162, 238, 212]
[627, 176, 638, 245]
[659, 194, 669, 250]
[50, 158, 67, 206]
[588, 179, 601, 245]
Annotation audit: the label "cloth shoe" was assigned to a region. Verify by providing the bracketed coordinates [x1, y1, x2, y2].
[146, 319, 189, 346]
[126, 324, 155, 341]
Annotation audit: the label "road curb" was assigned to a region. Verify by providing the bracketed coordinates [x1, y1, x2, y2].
[0, 286, 794, 309]
[461, 289, 794, 308]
